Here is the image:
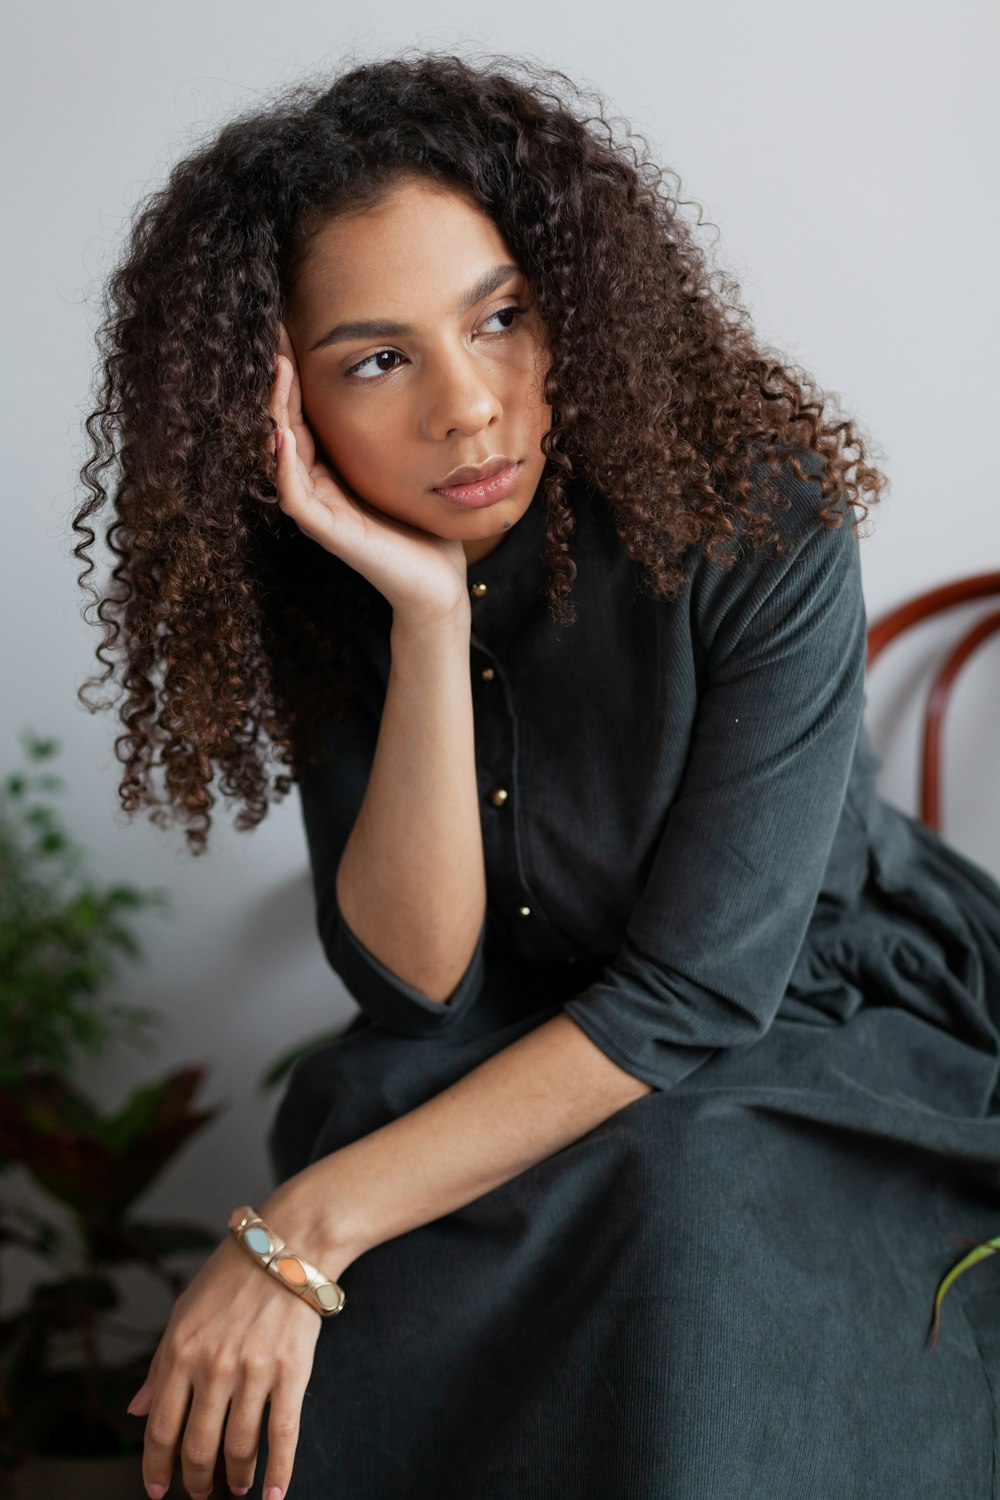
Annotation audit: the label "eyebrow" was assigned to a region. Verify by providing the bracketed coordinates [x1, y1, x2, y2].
[307, 263, 523, 352]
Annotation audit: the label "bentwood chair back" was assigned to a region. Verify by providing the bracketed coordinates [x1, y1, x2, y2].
[865, 572, 1000, 833]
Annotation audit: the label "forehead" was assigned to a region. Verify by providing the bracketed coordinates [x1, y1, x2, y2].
[293, 179, 518, 311]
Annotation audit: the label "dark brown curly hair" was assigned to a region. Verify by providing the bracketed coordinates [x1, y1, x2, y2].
[73, 47, 887, 855]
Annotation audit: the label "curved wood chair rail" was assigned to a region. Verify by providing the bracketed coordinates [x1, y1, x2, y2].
[865, 572, 1000, 832]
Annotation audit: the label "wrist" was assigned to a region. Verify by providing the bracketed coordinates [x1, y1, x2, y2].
[391, 593, 471, 639]
[256, 1173, 366, 1279]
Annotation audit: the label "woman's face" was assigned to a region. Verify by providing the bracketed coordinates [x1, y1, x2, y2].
[283, 176, 554, 566]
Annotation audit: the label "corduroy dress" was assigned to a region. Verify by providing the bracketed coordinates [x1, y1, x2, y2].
[251, 453, 1000, 1499]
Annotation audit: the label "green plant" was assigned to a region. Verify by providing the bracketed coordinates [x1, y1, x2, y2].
[0, 731, 225, 1471]
[0, 1067, 223, 1468]
[0, 731, 166, 1089]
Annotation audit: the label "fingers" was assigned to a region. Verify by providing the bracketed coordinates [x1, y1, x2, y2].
[174, 1363, 310, 1500]
[267, 355, 293, 453]
[275, 319, 296, 364]
[223, 1362, 274, 1495]
[273, 422, 307, 511]
[139, 1355, 290, 1500]
[268, 325, 315, 480]
[177, 1373, 232, 1498]
[256, 1365, 312, 1500]
[275, 321, 304, 427]
[140, 1359, 193, 1499]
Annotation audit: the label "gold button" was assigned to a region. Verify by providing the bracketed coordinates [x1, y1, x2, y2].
[489, 786, 508, 807]
[470, 581, 488, 597]
[518, 905, 532, 918]
[481, 666, 496, 681]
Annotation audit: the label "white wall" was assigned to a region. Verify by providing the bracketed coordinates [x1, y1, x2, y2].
[3, 0, 998, 1334]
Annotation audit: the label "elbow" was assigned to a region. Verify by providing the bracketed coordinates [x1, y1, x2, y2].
[333, 864, 485, 1004]
[312, 888, 489, 1036]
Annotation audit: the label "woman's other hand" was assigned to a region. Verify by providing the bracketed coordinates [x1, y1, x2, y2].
[126, 1229, 336, 1500]
[269, 323, 471, 626]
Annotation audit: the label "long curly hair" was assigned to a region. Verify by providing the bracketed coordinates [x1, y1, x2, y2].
[73, 47, 888, 855]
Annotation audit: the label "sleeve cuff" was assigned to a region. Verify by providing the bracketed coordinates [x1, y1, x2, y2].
[562, 994, 720, 1093]
[326, 894, 487, 1037]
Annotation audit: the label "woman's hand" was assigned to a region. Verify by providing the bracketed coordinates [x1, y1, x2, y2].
[269, 323, 471, 625]
[126, 1222, 341, 1500]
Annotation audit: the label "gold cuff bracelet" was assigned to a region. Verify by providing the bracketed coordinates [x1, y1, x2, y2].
[227, 1204, 346, 1318]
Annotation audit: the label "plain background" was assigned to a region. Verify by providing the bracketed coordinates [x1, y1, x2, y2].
[2, 1, 998, 1343]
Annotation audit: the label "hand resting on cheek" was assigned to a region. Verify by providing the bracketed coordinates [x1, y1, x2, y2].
[268, 322, 472, 628]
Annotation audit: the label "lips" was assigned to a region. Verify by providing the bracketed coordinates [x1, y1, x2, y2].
[436, 456, 515, 488]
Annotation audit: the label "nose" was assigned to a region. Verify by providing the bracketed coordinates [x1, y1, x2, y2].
[423, 347, 504, 439]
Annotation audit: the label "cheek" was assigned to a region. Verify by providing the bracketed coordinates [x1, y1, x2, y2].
[305, 394, 385, 468]
[324, 430, 391, 490]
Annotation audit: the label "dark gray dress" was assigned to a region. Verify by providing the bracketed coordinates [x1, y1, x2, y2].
[254, 455, 1000, 1499]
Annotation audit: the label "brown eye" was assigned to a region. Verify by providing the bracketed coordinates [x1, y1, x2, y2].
[481, 304, 530, 333]
[345, 348, 406, 380]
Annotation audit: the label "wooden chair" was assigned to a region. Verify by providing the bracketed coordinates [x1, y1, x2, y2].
[865, 573, 1000, 832]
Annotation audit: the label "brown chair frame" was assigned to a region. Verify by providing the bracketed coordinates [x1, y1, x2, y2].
[866, 572, 1000, 831]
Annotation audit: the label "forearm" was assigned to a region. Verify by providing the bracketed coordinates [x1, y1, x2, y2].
[260, 1011, 654, 1270]
[335, 600, 486, 1003]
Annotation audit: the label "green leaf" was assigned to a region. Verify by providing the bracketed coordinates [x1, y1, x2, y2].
[930, 1235, 1000, 1349]
[23, 734, 60, 761]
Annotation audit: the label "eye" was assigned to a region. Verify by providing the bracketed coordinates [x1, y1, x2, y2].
[346, 348, 405, 380]
[480, 304, 531, 334]
[344, 304, 532, 381]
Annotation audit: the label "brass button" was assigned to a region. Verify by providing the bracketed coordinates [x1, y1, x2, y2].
[481, 666, 496, 681]
[470, 581, 488, 597]
[488, 786, 509, 807]
[518, 905, 532, 918]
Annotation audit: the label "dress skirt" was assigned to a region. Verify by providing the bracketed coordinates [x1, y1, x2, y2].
[248, 801, 1000, 1499]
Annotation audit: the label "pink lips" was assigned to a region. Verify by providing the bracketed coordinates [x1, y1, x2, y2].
[433, 461, 523, 508]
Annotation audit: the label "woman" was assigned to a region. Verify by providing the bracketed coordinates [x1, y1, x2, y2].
[74, 49, 1000, 1500]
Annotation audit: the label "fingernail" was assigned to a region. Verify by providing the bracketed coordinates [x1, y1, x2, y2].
[266, 1488, 283, 1500]
[230, 1490, 250, 1497]
[146, 1486, 166, 1500]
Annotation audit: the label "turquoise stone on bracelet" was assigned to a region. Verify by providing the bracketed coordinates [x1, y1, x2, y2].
[246, 1226, 272, 1255]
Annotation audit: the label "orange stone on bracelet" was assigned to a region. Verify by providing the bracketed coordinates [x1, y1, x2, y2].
[277, 1257, 308, 1285]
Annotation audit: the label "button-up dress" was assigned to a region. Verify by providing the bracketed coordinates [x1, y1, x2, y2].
[256, 454, 1000, 1498]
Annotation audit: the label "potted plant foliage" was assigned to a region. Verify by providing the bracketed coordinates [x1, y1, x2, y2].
[0, 734, 223, 1497]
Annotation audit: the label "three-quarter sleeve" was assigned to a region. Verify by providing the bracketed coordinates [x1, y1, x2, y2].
[562, 500, 868, 1092]
[297, 696, 487, 1037]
